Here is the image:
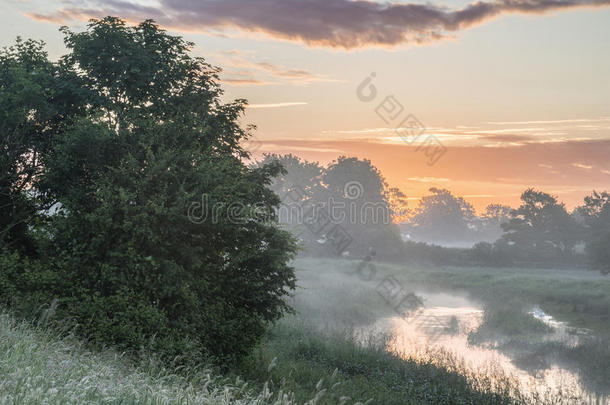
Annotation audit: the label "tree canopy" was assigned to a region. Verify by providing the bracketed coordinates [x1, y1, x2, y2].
[1, 17, 297, 365]
[259, 154, 404, 259]
[578, 191, 610, 274]
[501, 188, 581, 260]
[407, 188, 476, 245]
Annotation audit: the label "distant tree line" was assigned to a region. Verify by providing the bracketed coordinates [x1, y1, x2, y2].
[402, 188, 512, 247]
[262, 154, 609, 274]
[405, 187, 609, 272]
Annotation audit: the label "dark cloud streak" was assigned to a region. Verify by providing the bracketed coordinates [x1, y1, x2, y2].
[27, 0, 610, 48]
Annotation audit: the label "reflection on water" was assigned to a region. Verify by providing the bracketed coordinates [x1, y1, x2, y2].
[529, 306, 591, 346]
[358, 290, 607, 404]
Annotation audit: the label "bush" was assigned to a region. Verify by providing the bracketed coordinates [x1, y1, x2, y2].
[0, 18, 297, 366]
[470, 241, 513, 267]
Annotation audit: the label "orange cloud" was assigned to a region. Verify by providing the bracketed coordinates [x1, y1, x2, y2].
[221, 78, 272, 86]
[250, 137, 610, 210]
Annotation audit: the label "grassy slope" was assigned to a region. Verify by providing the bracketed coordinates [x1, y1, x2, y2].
[0, 311, 299, 405]
[0, 308, 530, 405]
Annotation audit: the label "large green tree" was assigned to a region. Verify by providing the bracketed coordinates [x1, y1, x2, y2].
[0, 38, 87, 253]
[320, 156, 403, 258]
[259, 154, 403, 259]
[1, 18, 297, 364]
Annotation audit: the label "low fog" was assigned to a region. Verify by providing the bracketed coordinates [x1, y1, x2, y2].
[261, 153, 610, 403]
[2, 17, 608, 405]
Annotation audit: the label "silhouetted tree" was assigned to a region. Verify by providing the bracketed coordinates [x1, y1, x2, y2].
[502, 188, 581, 260]
[262, 154, 403, 259]
[324, 157, 402, 257]
[387, 187, 411, 224]
[577, 191, 610, 274]
[478, 204, 513, 242]
[259, 153, 324, 200]
[408, 188, 476, 245]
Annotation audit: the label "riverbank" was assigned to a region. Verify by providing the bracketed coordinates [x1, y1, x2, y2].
[245, 258, 608, 403]
[2, 258, 607, 404]
[0, 309, 540, 405]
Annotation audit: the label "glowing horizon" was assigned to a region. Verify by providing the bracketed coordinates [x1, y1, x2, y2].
[2, 0, 608, 212]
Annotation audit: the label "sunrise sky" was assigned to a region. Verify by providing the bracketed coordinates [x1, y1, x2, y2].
[2, 0, 609, 211]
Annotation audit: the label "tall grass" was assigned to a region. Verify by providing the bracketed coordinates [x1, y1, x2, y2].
[243, 318, 593, 405]
[0, 311, 306, 405]
[3, 257, 607, 404]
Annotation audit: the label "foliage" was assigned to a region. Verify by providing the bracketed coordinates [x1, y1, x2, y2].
[386, 187, 410, 223]
[0, 18, 297, 365]
[468, 307, 552, 341]
[261, 153, 324, 199]
[322, 156, 403, 258]
[0, 38, 87, 253]
[478, 204, 513, 242]
[260, 154, 404, 260]
[501, 188, 582, 261]
[405, 188, 477, 245]
[470, 240, 514, 267]
[577, 191, 610, 274]
[0, 310, 310, 404]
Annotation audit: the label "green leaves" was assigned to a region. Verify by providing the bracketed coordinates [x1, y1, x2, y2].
[1, 17, 297, 365]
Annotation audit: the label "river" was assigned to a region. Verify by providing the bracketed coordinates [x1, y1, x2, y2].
[357, 289, 608, 404]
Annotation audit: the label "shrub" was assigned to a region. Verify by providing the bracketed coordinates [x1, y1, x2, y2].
[0, 18, 297, 366]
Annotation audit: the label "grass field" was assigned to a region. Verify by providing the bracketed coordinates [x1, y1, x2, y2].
[2, 257, 607, 404]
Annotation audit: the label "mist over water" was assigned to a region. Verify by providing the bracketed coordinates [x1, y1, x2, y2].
[290, 257, 609, 404]
[3, 11, 610, 405]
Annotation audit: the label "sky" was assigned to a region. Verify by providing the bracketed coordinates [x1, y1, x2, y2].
[1, 0, 609, 212]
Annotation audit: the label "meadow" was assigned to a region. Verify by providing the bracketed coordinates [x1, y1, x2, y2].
[2, 258, 607, 404]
